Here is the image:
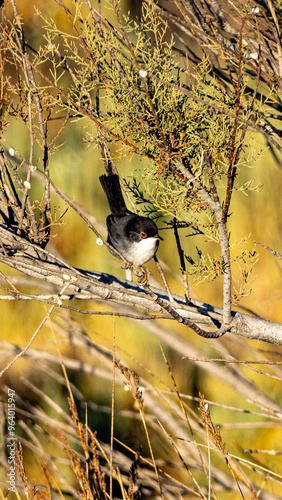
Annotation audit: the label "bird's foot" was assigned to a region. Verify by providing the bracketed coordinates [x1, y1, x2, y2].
[137, 266, 150, 285]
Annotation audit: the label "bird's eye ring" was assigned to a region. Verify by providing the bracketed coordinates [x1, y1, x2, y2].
[140, 231, 147, 238]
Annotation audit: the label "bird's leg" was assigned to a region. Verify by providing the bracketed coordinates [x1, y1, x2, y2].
[122, 262, 133, 281]
[122, 264, 150, 284]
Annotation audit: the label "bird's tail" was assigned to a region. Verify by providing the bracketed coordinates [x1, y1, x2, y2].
[99, 174, 129, 215]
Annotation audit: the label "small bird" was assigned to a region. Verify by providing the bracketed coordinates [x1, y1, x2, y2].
[99, 174, 162, 270]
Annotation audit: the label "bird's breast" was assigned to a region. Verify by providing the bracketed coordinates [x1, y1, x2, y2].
[124, 237, 159, 266]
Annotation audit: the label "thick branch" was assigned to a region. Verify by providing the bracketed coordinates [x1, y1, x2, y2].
[0, 224, 281, 345]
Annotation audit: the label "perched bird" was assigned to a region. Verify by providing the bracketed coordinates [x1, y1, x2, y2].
[99, 174, 162, 272]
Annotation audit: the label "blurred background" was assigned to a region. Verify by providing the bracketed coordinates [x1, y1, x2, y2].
[1, 0, 282, 498]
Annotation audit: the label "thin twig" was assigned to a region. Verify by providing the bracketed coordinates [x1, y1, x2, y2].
[173, 217, 189, 301]
[254, 241, 282, 260]
[222, 15, 246, 221]
[143, 282, 226, 338]
[110, 315, 115, 500]
[153, 255, 174, 302]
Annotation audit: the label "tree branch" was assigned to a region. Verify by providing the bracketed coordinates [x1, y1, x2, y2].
[0, 224, 281, 345]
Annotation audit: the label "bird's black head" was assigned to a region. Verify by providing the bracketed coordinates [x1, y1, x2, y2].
[125, 215, 162, 242]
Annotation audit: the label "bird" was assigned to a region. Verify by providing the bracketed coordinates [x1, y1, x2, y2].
[99, 174, 162, 277]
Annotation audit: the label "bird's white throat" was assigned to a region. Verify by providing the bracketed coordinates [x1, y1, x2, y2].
[126, 237, 159, 267]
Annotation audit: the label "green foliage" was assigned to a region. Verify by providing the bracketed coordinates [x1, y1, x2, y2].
[186, 249, 225, 284]
[1, 0, 280, 304]
[232, 248, 259, 303]
[29, 0, 274, 302]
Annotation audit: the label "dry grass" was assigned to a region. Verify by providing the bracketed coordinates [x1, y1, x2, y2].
[1, 313, 282, 499]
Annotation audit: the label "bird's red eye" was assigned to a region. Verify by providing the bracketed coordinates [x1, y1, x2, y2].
[140, 232, 147, 238]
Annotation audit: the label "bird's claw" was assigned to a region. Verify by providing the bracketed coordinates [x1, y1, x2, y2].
[138, 266, 150, 285]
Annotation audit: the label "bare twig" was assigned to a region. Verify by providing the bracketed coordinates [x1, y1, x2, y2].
[254, 241, 282, 260]
[173, 217, 190, 301]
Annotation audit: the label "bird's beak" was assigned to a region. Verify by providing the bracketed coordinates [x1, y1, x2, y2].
[156, 235, 163, 240]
